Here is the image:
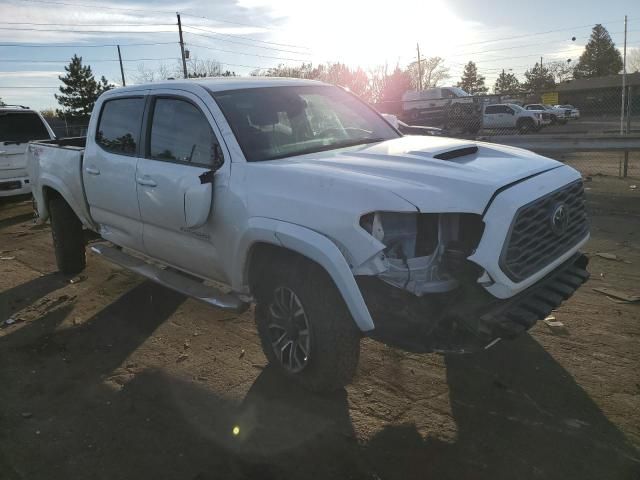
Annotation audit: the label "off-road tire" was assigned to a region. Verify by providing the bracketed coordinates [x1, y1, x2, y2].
[49, 195, 86, 274]
[517, 118, 535, 134]
[254, 259, 361, 392]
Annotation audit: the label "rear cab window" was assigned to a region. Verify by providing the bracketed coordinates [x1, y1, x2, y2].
[0, 111, 50, 144]
[96, 98, 145, 155]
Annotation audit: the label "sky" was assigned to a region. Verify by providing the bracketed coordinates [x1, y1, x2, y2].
[0, 0, 638, 110]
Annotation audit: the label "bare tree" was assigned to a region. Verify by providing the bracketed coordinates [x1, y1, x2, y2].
[407, 56, 450, 90]
[547, 60, 574, 83]
[134, 62, 173, 83]
[187, 57, 235, 78]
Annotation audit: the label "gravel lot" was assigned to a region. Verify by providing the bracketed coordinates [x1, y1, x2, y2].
[1, 175, 639, 480]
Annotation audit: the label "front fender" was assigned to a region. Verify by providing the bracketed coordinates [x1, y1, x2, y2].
[233, 218, 375, 332]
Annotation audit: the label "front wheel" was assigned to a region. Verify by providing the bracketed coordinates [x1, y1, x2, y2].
[254, 259, 361, 392]
[517, 118, 535, 134]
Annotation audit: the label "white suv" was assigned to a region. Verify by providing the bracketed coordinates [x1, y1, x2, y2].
[483, 103, 545, 133]
[0, 105, 55, 197]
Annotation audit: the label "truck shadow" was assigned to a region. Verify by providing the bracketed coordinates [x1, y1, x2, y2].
[364, 336, 640, 479]
[0, 272, 68, 321]
[1, 281, 638, 479]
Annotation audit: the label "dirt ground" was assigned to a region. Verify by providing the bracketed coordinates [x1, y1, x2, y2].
[1, 175, 639, 480]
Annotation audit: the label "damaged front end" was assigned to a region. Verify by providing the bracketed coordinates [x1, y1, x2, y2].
[354, 211, 588, 353]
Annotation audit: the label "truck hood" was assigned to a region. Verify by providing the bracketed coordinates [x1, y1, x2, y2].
[272, 135, 562, 214]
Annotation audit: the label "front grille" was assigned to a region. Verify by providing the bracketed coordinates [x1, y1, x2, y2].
[500, 180, 589, 282]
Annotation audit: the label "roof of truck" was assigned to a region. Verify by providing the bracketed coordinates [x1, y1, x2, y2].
[114, 76, 329, 95]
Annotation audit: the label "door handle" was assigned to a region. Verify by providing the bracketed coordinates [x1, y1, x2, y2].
[85, 167, 100, 175]
[136, 177, 157, 187]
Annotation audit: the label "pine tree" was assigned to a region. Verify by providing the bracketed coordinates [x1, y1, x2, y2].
[457, 61, 488, 94]
[573, 24, 623, 78]
[55, 55, 112, 119]
[522, 63, 555, 92]
[493, 70, 520, 94]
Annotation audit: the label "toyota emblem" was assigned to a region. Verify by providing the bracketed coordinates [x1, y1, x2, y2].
[550, 203, 569, 235]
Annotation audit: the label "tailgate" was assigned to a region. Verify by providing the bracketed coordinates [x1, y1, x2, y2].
[0, 144, 28, 179]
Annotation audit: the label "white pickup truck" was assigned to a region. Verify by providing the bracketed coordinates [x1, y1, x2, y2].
[28, 78, 590, 391]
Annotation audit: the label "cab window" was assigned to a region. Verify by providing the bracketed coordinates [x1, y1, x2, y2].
[148, 98, 221, 167]
[96, 98, 145, 155]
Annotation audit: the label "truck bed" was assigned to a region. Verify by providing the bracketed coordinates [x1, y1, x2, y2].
[28, 136, 93, 227]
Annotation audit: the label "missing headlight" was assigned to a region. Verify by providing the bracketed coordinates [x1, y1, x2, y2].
[359, 211, 485, 295]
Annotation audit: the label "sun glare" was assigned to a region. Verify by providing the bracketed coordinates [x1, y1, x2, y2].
[249, 0, 476, 68]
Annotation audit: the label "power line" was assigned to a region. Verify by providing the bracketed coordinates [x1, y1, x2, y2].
[450, 19, 623, 49]
[183, 28, 313, 56]
[183, 24, 310, 51]
[2, 22, 176, 27]
[15, 0, 281, 32]
[0, 26, 176, 34]
[0, 41, 177, 48]
[0, 57, 178, 63]
[185, 41, 307, 62]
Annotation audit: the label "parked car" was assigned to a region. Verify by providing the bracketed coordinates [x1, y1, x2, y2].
[0, 105, 55, 197]
[483, 103, 546, 133]
[554, 104, 580, 119]
[381, 113, 444, 136]
[401, 87, 482, 132]
[28, 78, 590, 391]
[524, 104, 568, 124]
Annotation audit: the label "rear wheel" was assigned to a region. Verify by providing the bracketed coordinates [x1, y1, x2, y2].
[49, 195, 86, 274]
[254, 258, 361, 392]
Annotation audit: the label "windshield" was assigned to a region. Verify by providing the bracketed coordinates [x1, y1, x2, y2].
[211, 85, 399, 161]
[448, 87, 471, 97]
[0, 111, 50, 143]
[509, 104, 524, 112]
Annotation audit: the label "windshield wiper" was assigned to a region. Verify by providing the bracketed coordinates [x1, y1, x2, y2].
[2, 140, 23, 145]
[265, 137, 387, 161]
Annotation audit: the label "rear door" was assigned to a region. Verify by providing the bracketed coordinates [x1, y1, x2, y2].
[136, 90, 227, 279]
[83, 95, 147, 252]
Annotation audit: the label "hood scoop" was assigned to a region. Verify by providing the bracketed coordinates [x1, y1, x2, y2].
[433, 146, 479, 161]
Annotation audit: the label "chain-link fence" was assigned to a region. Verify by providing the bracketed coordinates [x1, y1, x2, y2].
[374, 78, 640, 179]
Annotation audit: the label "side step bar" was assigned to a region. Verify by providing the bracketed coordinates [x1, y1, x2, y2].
[90, 244, 249, 313]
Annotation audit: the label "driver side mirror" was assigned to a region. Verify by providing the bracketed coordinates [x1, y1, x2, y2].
[199, 143, 224, 185]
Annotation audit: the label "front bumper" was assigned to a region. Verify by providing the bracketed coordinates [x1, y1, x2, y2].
[359, 253, 589, 353]
[0, 176, 31, 197]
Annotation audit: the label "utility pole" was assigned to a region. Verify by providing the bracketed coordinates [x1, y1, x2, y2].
[621, 15, 628, 135]
[416, 43, 423, 91]
[117, 45, 126, 86]
[177, 13, 188, 79]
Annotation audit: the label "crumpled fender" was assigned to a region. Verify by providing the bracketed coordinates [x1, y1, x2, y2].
[234, 218, 375, 332]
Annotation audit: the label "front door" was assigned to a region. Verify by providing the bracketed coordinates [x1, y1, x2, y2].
[136, 92, 226, 279]
[83, 95, 147, 252]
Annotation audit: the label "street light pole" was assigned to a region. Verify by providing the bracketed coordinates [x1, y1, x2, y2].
[621, 15, 627, 134]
